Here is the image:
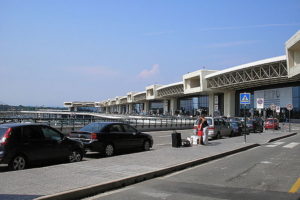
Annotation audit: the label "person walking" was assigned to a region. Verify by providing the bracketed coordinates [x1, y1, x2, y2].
[200, 114, 209, 145]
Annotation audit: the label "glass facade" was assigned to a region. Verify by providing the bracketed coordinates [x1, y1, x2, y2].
[292, 86, 300, 119]
[133, 103, 144, 114]
[77, 107, 98, 112]
[235, 84, 300, 119]
[149, 101, 164, 115]
[178, 95, 209, 116]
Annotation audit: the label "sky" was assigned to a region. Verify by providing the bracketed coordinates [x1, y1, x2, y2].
[0, 0, 300, 107]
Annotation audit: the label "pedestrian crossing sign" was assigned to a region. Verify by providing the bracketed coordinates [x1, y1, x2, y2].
[240, 93, 251, 104]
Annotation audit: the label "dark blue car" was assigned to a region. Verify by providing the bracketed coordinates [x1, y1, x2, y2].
[69, 122, 153, 157]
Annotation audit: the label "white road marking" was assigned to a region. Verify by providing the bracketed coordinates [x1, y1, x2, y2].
[283, 142, 299, 149]
[260, 161, 272, 164]
[156, 143, 172, 146]
[273, 142, 285, 145]
[266, 142, 285, 147]
[156, 135, 171, 138]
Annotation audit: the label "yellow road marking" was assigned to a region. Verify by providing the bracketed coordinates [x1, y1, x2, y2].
[289, 178, 300, 193]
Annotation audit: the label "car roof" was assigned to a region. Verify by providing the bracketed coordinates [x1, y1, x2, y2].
[0, 123, 46, 128]
[88, 122, 124, 125]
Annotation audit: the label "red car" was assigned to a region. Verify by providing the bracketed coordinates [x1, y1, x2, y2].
[264, 118, 279, 130]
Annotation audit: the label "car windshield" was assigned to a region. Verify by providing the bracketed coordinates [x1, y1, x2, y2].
[79, 123, 107, 133]
[0, 128, 8, 137]
[246, 120, 254, 124]
[230, 122, 239, 127]
[266, 119, 275, 123]
[206, 118, 212, 125]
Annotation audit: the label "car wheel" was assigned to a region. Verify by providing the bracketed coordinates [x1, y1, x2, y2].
[9, 155, 27, 171]
[143, 140, 151, 151]
[104, 144, 114, 157]
[68, 150, 83, 162]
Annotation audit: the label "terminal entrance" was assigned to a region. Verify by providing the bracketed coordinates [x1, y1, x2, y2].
[149, 101, 164, 115]
[178, 95, 209, 116]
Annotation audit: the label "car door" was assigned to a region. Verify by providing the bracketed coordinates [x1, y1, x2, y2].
[21, 125, 48, 162]
[107, 124, 129, 150]
[220, 119, 230, 136]
[122, 124, 143, 148]
[40, 126, 68, 160]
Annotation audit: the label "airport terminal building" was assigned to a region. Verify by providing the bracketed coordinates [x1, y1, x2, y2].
[64, 31, 300, 120]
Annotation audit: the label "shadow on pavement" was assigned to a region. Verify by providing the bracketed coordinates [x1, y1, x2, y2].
[0, 194, 40, 200]
[205, 142, 221, 146]
[84, 148, 153, 159]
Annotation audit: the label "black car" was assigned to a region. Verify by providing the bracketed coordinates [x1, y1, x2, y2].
[229, 121, 250, 136]
[69, 122, 153, 156]
[229, 122, 241, 136]
[246, 119, 264, 133]
[0, 123, 85, 170]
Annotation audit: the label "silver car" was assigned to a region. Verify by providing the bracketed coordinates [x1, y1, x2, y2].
[193, 117, 234, 139]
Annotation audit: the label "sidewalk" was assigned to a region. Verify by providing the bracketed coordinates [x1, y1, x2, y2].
[0, 131, 297, 200]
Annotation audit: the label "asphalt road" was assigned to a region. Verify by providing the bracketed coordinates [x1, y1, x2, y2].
[83, 134, 300, 200]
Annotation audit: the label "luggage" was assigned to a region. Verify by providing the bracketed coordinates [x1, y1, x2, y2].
[190, 135, 200, 145]
[171, 131, 182, 148]
[181, 139, 191, 147]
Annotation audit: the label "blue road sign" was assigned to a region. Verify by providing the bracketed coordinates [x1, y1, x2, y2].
[240, 93, 251, 104]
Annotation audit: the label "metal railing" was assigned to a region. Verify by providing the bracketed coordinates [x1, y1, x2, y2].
[0, 117, 195, 133]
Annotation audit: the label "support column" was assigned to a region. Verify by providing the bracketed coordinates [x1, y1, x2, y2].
[224, 90, 236, 117]
[208, 93, 214, 117]
[117, 105, 121, 114]
[170, 98, 178, 116]
[144, 101, 149, 114]
[128, 104, 133, 114]
[163, 99, 169, 115]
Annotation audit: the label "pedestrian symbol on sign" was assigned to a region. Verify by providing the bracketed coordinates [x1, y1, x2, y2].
[242, 96, 249, 101]
[240, 93, 251, 104]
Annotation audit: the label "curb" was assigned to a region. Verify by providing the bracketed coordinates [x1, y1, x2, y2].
[35, 144, 259, 200]
[267, 132, 297, 143]
[35, 132, 298, 200]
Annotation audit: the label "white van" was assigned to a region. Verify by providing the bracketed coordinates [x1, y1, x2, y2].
[193, 117, 233, 139]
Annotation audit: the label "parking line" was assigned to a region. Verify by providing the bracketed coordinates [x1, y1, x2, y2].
[283, 142, 299, 149]
[156, 143, 172, 146]
[156, 135, 171, 138]
[289, 178, 300, 193]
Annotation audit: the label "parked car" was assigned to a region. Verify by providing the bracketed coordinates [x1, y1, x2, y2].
[264, 118, 279, 130]
[246, 119, 264, 133]
[68, 122, 153, 156]
[194, 117, 234, 139]
[229, 121, 251, 135]
[0, 123, 84, 170]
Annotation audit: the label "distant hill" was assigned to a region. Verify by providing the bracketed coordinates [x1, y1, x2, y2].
[0, 104, 66, 111]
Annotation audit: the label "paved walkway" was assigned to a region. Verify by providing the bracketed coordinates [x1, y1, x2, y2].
[0, 131, 297, 200]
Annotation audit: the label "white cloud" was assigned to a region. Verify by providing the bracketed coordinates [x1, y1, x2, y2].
[138, 64, 160, 79]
